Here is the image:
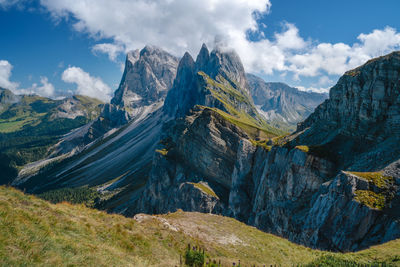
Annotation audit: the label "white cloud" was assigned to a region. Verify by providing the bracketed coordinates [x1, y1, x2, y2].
[29, 76, 55, 97]
[0, 60, 19, 90]
[4, 0, 400, 87]
[318, 76, 333, 86]
[39, 0, 270, 56]
[0, 59, 57, 97]
[92, 43, 124, 61]
[61, 66, 111, 101]
[296, 86, 330, 94]
[12, 76, 56, 98]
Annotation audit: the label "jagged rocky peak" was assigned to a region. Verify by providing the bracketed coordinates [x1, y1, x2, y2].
[164, 43, 261, 121]
[195, 43, 210, 70]
[111, 45, 179, 109]
[208, 45, 249, 93]
[297, 51, 400, 146]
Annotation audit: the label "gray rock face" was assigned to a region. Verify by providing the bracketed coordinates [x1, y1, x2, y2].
[112, 45, 179, 109]
[298, 52, 400, 145]
[163, 44, 261, 123]
[247, 74, 327, 131]
[134, 50, 400, 252]
[50, 95, 103, 120]
[0, 88, 20, 111]
[84, 46, 179, 142]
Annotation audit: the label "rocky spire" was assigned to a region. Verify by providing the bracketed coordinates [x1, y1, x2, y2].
[195, 43, 210, 72]
[163, 44, 260, 121]
[207, 47, 249, 94]
[163, 52, 196, 117]
[111, 45, 179, 108]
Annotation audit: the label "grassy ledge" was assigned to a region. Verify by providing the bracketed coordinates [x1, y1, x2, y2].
[354, 190, 386, 210]
[347, 171, 393, 189]
[155, 148, 168, 156]
[189, 182, 219, 199]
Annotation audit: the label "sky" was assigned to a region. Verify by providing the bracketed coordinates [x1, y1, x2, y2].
[1, 0, 400, 101]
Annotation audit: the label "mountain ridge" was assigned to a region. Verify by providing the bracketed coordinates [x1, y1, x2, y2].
[246, 74, 327, 131]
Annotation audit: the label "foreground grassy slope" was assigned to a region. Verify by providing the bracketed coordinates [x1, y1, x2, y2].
[0, 186, 399, 266]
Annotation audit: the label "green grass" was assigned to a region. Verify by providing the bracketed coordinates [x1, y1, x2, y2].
[347, 171, 393, 189]
[0, 112, 46, 133]
[354, 190, 386, 210]
[295, 145, 310, 153]
[1, 186, 400, 266]
[249, 139, 272, 151]
[189, 182, 219, 199]
[38, 187, 101, 208]
[198, 72, 285, 137]
[201, 106, 278, 140]
[155, 148, 168, 156]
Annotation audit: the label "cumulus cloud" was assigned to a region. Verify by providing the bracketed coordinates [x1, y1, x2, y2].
[0, 60, 19, 90]
[28, 76, 55, 97]
[296, 86, 330, 94]
[0, 60, 56, 97]
[62, 66, 111, 101]
[92, 43, 124, 61]
[37, 0, 400, 80]
[39, 0, 270, 55]
[3, 0, 400, 89]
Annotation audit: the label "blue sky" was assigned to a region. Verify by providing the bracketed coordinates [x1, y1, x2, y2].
[1, 0, 400, 101]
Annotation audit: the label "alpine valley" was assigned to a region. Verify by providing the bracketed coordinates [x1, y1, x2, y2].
[1, 44, 400, 266]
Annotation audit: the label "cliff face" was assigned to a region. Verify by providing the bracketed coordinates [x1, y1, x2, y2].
[112, 46, 179, 109]
[163, 44, 267, 128]
[84, 46, 179, 142]
[134, 50, 400, 251]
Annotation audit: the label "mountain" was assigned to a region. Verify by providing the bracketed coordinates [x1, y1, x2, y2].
[112, 45, 179, 110]
[133, 50, 400, 252]
[246, 74, 327, 131]
[2, 186, 399, 266]
[14, 46, 180, 210]
[11, 45, 400, 253]
[0, 93, 103, 184]
[0, 87, 20, 112]
[163, 44, 272, 131]
[17, 44, 282, 212]
[83, 46, 179, 143]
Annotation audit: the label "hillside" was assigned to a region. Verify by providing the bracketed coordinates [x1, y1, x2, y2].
[1, 186, 399, 267]
[0, 91, 103, 184]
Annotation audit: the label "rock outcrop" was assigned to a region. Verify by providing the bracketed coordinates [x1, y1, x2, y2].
[0, 87, 20, 111]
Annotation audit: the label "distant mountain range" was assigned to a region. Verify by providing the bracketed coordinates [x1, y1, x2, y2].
[1, 45, 400, 253]
[0, 88, 103, 183]
[247, 74, 328, 131]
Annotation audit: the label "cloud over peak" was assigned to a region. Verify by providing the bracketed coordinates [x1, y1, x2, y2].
[0, 60, 19, 90]
[62, 66, 111, 101]
[36, 0, 400, 83]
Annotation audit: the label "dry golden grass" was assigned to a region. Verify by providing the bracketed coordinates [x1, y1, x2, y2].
[1, 186, 399, 266]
